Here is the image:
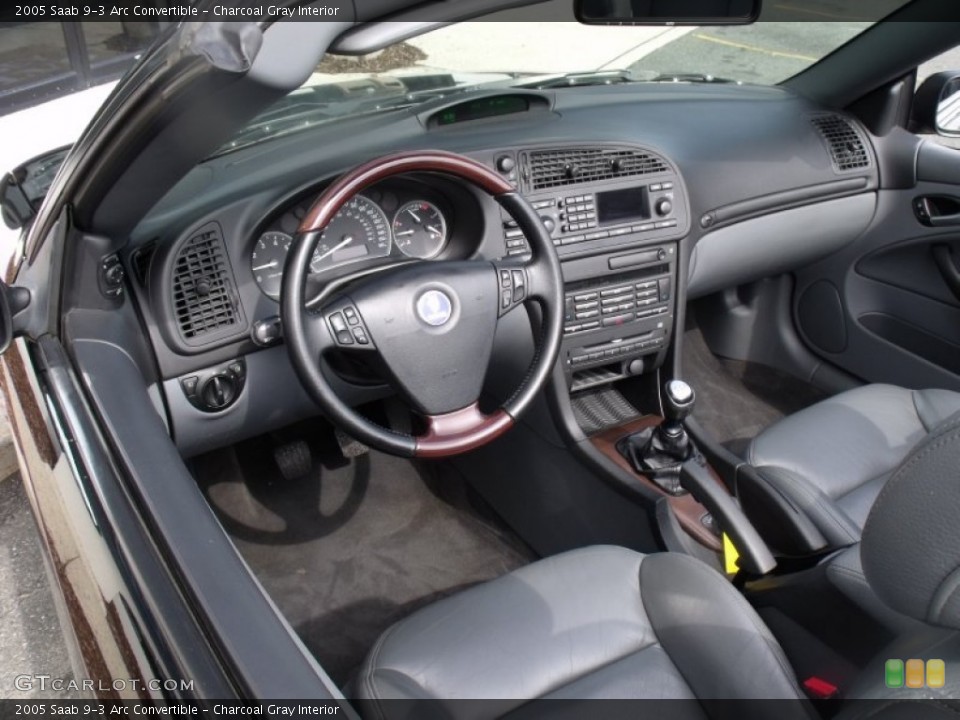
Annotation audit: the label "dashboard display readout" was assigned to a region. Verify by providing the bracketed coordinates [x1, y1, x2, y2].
[596, 187, 649, 226]
[435, 95, 530, 126]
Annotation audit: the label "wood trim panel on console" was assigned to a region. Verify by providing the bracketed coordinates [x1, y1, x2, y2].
[590, 416, 723, 552]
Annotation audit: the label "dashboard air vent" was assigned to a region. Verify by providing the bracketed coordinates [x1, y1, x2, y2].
[172, 224, 239, 341]
[526, 147, 669, 190]
[811, 115, 871, 172]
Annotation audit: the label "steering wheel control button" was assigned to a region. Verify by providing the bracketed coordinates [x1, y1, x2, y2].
[416, 289, 454, 327]
[328, 311, 355, 345]
[512, 270, 526, 300]
[330, 312, 347, 332]
[495, 264, 530, 315]
[323, 303, 375, 350]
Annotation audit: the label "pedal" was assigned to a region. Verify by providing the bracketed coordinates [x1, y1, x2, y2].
[335, 429, 369, 459]
[273, 440, 312, 481]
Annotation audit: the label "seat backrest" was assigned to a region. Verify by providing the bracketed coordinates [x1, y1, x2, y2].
[860, 411, 960, 629]
[847, 411, 960, 705]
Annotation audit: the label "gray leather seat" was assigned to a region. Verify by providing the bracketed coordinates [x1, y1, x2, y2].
[747, 383, 960, 549]
[355, 546, 812, 716]
[355, 413, 960, 717]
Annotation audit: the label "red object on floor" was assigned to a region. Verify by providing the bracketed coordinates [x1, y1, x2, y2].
[803, 676, 839, 699]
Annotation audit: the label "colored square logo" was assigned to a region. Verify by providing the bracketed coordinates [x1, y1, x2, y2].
[885, 659, 904, 688]
[927, 659, 946, 689]
[906, 659, 925, 688]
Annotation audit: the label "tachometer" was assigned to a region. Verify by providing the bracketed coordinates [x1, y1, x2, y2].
[392, 201, 448, 259]
[310, 196, 391, 273]
[251, 231, 291, 300]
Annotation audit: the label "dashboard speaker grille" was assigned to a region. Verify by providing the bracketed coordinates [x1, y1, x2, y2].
[811, 115, 871, 172]
[526, 147, 669, 190]
[172, 224, 239, 340]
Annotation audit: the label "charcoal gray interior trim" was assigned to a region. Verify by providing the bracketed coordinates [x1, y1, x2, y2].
[70, 335, 344, 698]
[687, 194, 877, 299]
[701, 178, 870, 230]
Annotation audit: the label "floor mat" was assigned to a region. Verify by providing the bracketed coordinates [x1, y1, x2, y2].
[682, 328, 828, 452]
[191, 434, 534, 688]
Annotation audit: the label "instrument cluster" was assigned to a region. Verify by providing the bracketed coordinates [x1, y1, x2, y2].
[250, 183, 452, 301]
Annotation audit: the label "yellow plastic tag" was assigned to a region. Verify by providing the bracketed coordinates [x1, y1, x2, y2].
[723, 533, 740, 575]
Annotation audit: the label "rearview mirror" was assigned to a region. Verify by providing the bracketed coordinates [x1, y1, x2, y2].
[913, 71, 960, 137]
[575, 0, 761, 25]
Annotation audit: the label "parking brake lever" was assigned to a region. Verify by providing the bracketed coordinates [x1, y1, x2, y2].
[680, 454, 777, 576]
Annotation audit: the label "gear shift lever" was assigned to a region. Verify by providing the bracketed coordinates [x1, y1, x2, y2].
[659, 379, 696, 459]
[617, 380, 777, 575]
[617, 380, 697, 495]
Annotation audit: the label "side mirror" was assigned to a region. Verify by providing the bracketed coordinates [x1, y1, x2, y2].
[913, 71, 960, 137]
[0, 145, 71, 230]
[0, 281, 30, 354]
[575, 0, 761, 25]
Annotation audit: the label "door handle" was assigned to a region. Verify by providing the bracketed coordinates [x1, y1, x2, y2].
[915, 196, 960, 227]
[929, 212, 960, 228]
[932, 243, 960, 302]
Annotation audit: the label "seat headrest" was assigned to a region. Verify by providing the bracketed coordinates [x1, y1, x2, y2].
[862, 411, 960, 629]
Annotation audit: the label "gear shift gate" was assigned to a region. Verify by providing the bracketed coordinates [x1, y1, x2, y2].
[617, 379, 697, 495]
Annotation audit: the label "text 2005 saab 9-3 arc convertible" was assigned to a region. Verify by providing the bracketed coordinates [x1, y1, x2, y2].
[4, 1, 960, 717]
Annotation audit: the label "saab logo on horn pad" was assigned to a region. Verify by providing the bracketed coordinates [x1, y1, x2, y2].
[416, 290, 453, 327]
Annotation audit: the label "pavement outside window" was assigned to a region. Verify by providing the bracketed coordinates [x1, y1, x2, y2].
[0, 414, 77, 699]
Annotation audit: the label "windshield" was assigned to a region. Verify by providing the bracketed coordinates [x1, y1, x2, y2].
[215, 16, 902, 156]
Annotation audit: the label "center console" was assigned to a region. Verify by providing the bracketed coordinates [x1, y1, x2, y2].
[488, 144, 687, 391]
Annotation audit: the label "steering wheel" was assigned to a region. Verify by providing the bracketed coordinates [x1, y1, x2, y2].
[281, 151, 564, 458]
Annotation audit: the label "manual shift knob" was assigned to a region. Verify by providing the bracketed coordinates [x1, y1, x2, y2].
[663, 379, 695, 424]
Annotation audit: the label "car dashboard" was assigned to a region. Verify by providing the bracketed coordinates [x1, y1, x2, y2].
[125, 83, 880, 456]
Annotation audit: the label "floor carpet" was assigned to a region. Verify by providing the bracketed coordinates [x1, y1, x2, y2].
[192, 431, 533, 688]
[682, 327, 828, 453]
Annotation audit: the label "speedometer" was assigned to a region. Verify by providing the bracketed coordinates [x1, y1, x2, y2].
[310, 196, 391, 274]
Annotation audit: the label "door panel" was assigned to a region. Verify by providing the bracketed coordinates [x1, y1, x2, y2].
[793, 134, 960, 392]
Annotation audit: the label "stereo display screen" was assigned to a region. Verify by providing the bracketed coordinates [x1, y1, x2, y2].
[596, 187, 649, 226]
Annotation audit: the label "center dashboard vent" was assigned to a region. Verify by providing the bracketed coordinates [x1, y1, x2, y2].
[525, 147, 669, 191]
[171, 223, 242, 343]
[811, 114, 871, 172]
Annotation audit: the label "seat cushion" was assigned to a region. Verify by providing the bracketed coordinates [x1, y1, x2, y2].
[354, 546, 810, 718]
[747, 384, 960, 548]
